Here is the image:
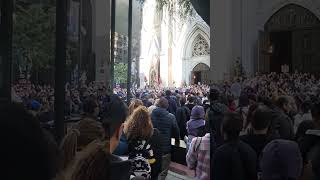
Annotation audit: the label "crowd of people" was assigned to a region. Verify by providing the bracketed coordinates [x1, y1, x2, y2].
[2, 72, 320, 180]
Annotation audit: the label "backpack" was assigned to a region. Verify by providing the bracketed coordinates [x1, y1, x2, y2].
[128, 140, 154, 179]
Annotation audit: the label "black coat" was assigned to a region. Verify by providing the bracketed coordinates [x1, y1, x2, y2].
[108, 153, 132, 180]
[212, 140, 257, 180]
[165, 96, 177, 116]
[176, 106, 190, 139]
[298, 129, 320, 180]
[151, 107, 180, 154]
[268, 107, 294, 140]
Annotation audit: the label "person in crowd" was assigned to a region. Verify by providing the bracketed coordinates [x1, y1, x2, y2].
[124, 106, 162, 180]
[260, 139, 302, 180]
[295, 120, 315, 143]
[206, 87, 228, 147]
[237, 92, 250, 127]
[128, 99, 144, 115]
[114, 99, 144, 156]
[75, 119, 105, 151]
[176, 96, 190, 139]
[186, 105, 206, 149]
[82, 96, 100, 121]
[241, 105, 273, 173]
[269, 96, 295, 140]
[299, 102, 320, 180]
[212, 112, 257, 180]
[0, 103, 60, 180]
[29, 99, 41, 117]
[243, 103, 259, 134]
[186, 122, 210, 180]
[62, 95, 131, 180]
[165, 90, 177, 116]
[151, 97, 180, 180]
[294, 101, 313, 132]
[186, 95, 196, 113]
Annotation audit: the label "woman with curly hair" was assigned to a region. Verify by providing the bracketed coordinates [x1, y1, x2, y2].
[124, 106, 162, 180]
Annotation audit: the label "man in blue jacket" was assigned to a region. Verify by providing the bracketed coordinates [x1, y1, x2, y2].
[165, 90, 177, 116]
[151, 97, 180, 180]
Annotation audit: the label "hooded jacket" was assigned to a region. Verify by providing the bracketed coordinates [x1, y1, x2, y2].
[151, 107, 180, 154]
[207, 102, 228, 146]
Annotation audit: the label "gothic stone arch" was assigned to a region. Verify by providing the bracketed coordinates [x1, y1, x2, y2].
[182, 24, 210, 85]
[259, 3, 320, 73]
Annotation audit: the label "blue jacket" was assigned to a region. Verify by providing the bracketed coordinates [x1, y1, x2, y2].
[151, 107, 180, 154]
[165, 96, 177, 116]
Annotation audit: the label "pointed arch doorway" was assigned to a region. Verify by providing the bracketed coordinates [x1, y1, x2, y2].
[259, 4, 320, 73]
[192, 63, 210, 85]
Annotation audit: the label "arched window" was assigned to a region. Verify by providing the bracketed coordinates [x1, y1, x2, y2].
[192, 34, 209, 57]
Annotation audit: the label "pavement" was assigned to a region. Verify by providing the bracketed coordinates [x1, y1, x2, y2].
[166, 171, 193, 180]
[166, 162, 194, 180]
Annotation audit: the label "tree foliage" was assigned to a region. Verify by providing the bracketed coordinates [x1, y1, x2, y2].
[138, 0, 193, 20]
[13, 3, 56, 71]
[114, 63, 128, 84]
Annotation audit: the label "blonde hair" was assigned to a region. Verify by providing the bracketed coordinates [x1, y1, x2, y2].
[124, 106, 153, 141]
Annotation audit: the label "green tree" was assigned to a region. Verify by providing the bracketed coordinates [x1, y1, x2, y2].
[13, 3, 56, 74]
[114, 63, 128, 84]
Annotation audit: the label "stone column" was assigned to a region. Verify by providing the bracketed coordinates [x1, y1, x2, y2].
[92, 0, 111, 88]
[210, 0, 233, 82]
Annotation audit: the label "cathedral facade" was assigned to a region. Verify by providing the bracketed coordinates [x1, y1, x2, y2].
[211, 0, 320, 82]
[139, 0, 210, 88]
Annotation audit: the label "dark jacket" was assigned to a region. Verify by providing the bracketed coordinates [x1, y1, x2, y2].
[269, 107, 294, 140]
[108, 153, 132, 180]
[212, 140, 257, 180]
[149, 128, 162, 180]
[165, 96, 177, 116]
[151, 107, 180, 154]
[298, 129, 320, 180]
[176, 105, 190, 139]
[207, 102, 228, 147]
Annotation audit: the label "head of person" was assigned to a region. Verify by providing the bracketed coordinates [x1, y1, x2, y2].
[124, 106, 153, 141]
[251, 105, 272, 134]
[128, 99, 144, 115]
[239, 93, 249, 107]
[187, 95, 195, 104]
[311, 102, 320, 128]
[76, 119, 105, 150]
[209, 87, 220, 102]
[0, 103, 58, 180]
[260, 139, 302, 180]
[101, 95, 128, 153]
[156, 97, 169, 109]
[83, 98, 99, 118]
[180, 96, 187, 106]
[191, 105, 205, 120]
[276, 96, 291, 113]
[221, 112, 243, 141]
[165, 90, 172, 97]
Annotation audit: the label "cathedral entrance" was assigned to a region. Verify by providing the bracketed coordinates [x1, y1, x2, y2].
[192, 63, 210, 85]
[259, 4, 320, 73]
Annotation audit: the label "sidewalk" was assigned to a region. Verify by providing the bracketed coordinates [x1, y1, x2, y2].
[166, 171, 193, 180]
[166, 162, 194, 180]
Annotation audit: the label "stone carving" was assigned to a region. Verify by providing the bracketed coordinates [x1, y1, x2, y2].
[192, 35, 210, 57]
